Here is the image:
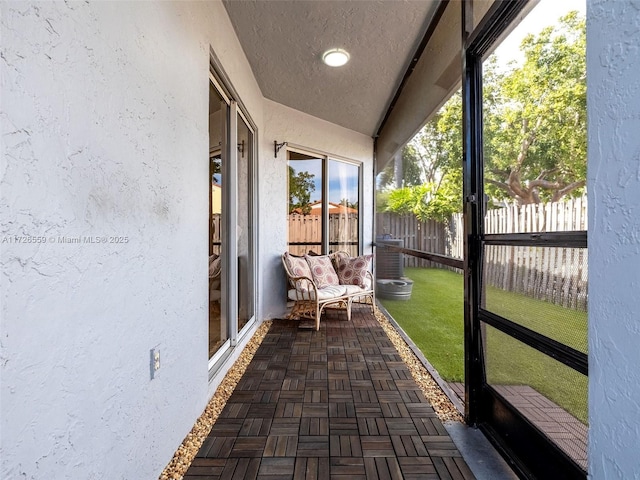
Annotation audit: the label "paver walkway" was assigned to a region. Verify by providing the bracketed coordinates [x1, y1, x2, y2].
[185, 306, 475, 479]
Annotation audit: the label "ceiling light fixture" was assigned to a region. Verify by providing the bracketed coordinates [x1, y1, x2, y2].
[322, 48, 350, 67]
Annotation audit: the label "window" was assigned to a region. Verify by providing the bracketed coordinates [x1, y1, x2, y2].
[287, 150, 361, 257]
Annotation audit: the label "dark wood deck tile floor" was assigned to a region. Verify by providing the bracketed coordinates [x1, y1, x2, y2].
[449, 381, 587, 470]
[184, 306, 475, 479]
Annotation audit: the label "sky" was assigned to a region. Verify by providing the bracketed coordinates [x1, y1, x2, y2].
[290, 158, 359, 205]
[493, 0, 586, 65]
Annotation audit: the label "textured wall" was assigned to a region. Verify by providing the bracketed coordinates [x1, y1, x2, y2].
[261, 99, 374, 319]
[0, 0, 375, 477]
[0, 1, 263, 478]
[587, 0, 640, 477]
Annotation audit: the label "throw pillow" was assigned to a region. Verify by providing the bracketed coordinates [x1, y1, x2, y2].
[334, 254, 372, 288]
[209, 255, 221, 278]
[283, 252, 313, 291]
[305, 255, 340, 288]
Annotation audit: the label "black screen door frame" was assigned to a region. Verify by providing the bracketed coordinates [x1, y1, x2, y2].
[461, 2, 587, 478]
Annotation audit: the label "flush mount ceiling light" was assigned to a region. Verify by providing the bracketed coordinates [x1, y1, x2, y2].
[322, 48, 350, 67]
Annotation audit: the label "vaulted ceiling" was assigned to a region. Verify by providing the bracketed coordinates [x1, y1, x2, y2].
[223, 0, 440, 136]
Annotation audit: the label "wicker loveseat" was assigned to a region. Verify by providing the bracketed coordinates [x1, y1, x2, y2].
[282, 251, 375, 330]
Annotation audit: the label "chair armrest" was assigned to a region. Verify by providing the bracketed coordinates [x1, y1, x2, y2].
[364, 270, 375, 291]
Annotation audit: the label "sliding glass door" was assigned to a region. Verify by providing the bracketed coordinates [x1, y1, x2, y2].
[208, 81, 228, 359]
[208, 70, 257, 368]
[287, 150, 361, 256]
[236, 111, 254, 333]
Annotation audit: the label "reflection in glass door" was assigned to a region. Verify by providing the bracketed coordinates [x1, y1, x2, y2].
[208, 73, 257, 362]
[208, 81, 228, 359]
[287, 152, 323, 256]
[328, 159, 359, 257]
[236, 112, 254, 333]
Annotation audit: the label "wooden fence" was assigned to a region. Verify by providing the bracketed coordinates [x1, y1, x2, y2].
[287, 214, 359, 257]
[377, 196, 588, 311]
[484, 197, 587, 310]
[484, 196, 587, 234]
[213, 213, 359, 257]
[210, 214, 222, 256]
[376, 213, 464, 269]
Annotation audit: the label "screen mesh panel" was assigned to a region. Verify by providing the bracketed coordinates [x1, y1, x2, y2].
[483, 324, 587, 469]
[482, 244, 587, 353]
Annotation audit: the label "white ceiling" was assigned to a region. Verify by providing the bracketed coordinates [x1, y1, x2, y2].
[222, 0, 440, 136]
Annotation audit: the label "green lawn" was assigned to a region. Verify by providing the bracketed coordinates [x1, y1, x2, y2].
[380, 267, 588, 424]
[379, 268, 466, 382]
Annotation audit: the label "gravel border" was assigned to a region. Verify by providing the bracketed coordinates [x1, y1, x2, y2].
[159, 309, 462, 479]
[375, 302, 465, 415]
[372, 308, 463, 423]
[159, 320, 272, 480]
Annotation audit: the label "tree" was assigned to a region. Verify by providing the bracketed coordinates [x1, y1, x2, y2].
[377, 91, 463, 221]
[378, 11, 586, 219]
[339, 198, 358, 210]
[377, 144, 425, 189]
[484, 12, 586, 204]
[288, 166, 315, 214]
[378, 109, 462, 191]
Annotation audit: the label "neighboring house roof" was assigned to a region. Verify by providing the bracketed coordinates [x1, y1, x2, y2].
[291, 201, 358, 215]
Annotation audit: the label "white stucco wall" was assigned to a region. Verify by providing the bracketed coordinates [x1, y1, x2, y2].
[260, 99, 374, 319]
[0, 1, 264, 478]
[587, 1, 640, 478]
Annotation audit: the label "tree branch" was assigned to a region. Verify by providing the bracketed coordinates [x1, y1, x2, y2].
[508, 170, 529, 199]
[535, 167, 559, 180]
[532, 190, 541, 204]
[551, 180, 586, 202]
[528, 179, 561, 190]
[486, 178, 517, 199]
[488, 167, 510, 177]
[515, 116, 542, 170]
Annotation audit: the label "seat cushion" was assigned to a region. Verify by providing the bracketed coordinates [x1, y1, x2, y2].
[344, 284, 370, 295]
[288, 285, 346, 301]
[305, 255, 340, 288]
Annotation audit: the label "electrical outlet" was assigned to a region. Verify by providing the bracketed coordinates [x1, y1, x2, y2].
[150, 348, 160, 379]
